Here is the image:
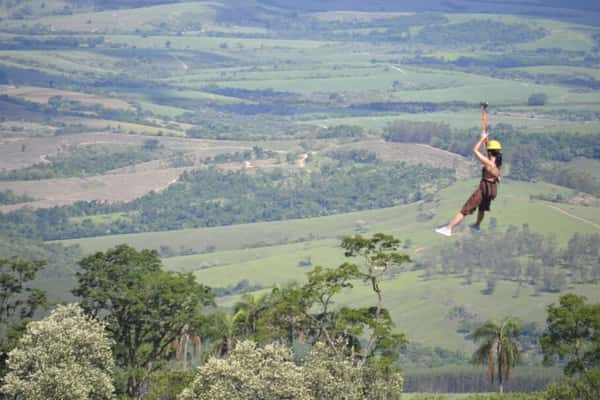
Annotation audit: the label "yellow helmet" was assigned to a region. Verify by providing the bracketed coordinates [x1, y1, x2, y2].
[487, 140, 502, 151]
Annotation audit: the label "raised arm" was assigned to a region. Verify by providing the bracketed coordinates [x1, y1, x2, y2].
[473, 131, 498, 174]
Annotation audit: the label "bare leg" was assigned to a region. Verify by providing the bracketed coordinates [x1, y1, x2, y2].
[447, 212, 465, 230]
[474, 209, 485, 227]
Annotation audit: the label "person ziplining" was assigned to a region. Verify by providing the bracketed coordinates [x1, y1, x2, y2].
[435, 102, 503, 237]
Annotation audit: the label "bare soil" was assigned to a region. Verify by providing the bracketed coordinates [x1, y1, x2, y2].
[335, 139, 474, 177]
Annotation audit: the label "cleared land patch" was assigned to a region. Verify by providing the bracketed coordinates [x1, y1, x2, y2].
[0, 131, 253, 170]
[0, 85, 132, 110]
[332, 139, 473, 177]
[0, 166, 188, 211]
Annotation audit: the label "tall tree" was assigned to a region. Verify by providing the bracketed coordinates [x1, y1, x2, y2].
[257, 234, 409, 372]
[72, 245, 214, 398]
[0, 257, 46, 328]
[0, 257, 47, 377]
[341, 233, 411, 369]
[541, 294, 600, 400]
[472, 318, 522, 393]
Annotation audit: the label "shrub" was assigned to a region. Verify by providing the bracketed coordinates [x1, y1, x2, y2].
[528, 93, 548, 106]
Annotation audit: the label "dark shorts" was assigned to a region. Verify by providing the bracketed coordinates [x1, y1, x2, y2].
[460, 180, 497, 215]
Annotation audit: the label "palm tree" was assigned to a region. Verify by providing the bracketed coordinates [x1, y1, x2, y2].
[472, 318, 522, 393]
[202, 311, 237, 360]
[232, 293, 268, 337]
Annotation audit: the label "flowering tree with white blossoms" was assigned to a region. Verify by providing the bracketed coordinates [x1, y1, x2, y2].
[1, 304, 115, 400]
[178, 340, 403, 400]
[178, 340, 310, 400]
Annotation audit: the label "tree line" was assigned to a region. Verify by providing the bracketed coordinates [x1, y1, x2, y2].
[418, 224, 600, 294]
[414, 20, 545, 47]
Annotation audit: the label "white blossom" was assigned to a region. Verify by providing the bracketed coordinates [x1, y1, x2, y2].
[2, 304, 115, 400]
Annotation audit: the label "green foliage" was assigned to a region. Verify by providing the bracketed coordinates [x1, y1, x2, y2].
[327, 149, 378, 164]
[384, 122, 600, 180]
[317, 124, 365, 139]
[540, 294, 600, 399]
[0, 162, 453, 241]
[143, 138, 160, 151]
[0, 257, 46, 328]
[1, 304, 114, 400]
[528, 93, 549, 106]
[419, 226, 599, 293]
[0, 190, 34, 205]
[144, 369, 197, 400]
[0, 236, 81, 303]
[415, 20, 545, 47]
[472, 318, 522, 392]
[206, 146, 277, 164]
[254, 234, 409, 373]
[384, 120, 450, 145]
[539, 164, 600, 197]
[72, 245, 215, 398]
[0, 256, 47, 378]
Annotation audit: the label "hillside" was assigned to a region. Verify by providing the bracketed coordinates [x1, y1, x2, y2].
[1, 0, 600, 396]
